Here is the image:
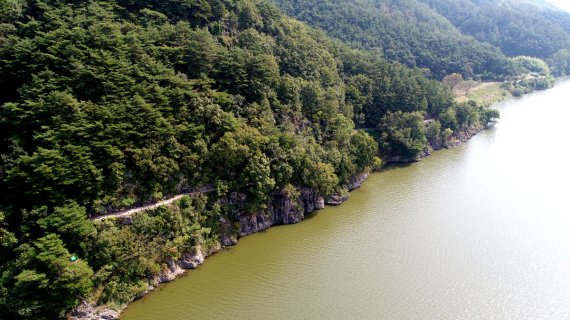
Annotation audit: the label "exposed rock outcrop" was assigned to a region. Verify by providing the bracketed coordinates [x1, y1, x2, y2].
[346, 172, 370, 191]
[326, 193, 349, 206]
[314, 197, 325, 210]
[72, 174, 367, 320]
[154, 261, 185, 283]
[220, 216, 238, 246]
[70, 303, 119, 320]
[238, 212, 272, 236]
[180, 250, 205, 269]
[270, 189, 304, 224]
[227, 187, 326, 238]
[115, 215, 133, 225]
[300, 187, 324, 213]
[444, 124, 485, 148]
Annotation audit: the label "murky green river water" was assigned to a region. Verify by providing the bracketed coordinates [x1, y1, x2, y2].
[122, 80, 570, 319]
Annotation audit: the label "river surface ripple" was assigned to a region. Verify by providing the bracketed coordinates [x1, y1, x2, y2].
[122, 80, 570, 320]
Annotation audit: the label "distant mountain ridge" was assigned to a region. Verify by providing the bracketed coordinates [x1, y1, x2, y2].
[422, 0, 570, 58]
[273, 0, 570, 78]
[274, 0, 510, 79]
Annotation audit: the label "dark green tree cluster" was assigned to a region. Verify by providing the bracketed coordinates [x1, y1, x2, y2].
[89, 195, 220, 308]
[0, 203, 95, 318]
[274, 0, 570, 80]
[273, 0, 512, 79]
[0, 0, 378, 318]
[377, 101, 499, 161]
[337, 49, 499, 160]
[0, 0, 502, 318]
[422, 0, 570, 60]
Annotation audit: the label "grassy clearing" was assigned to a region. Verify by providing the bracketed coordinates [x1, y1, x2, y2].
[454, 81, 511, 105]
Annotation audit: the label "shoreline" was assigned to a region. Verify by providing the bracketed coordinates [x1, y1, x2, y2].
[71, 173, 369, 320]
[71, 81, 546, 320]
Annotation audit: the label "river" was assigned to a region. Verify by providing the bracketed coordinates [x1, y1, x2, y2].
[122, 80, 570, 319]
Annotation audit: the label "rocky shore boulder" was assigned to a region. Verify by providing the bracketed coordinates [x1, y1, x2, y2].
[326, 193, 349, 206]
[70, 303, 119, 320]
[231, 186, 326, 237]
[155, 261, 185, 283]
[238, 212, 272, 236]
[346, 172, 370, 191]
[180, 250, 205, 269]
[220, 216, 238, 247]
[300, 187, 325, 213]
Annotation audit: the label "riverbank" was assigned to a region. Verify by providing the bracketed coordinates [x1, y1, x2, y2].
[120, 78, 570, 320]
[74, 126, 487, 320]
[453, 76, 563, 106]
[382, 122, 486, 164]
[72, 81, 552, 319]
[72, 126, 494, 320]
[70, 173, 370, 320]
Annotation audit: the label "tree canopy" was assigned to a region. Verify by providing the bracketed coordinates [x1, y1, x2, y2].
[0, 0, 519, 318]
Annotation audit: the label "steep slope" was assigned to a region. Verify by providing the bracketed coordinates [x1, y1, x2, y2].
[0, 0, 500, 318]
[273, 0, 511, 79]
[421, 0, 570, 59]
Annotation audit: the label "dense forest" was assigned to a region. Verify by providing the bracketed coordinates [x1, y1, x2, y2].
[422, 0, 570, 59]
[0, 0, 554, 319]
[274, 0, 511, 79]
[421, 0, 570, 76]
[274, 0, 570, 78]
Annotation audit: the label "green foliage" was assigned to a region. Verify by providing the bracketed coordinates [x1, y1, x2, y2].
[379, 111, 427, 160]
[439, 108, 459, 131]
[425, 120, 442, 145]
[423, 0, 570, 59]
[274, 0, 512, 79]
[349, 131, 379, 173]
[480, 108, 501, 127]
[502, 57, 555, 93]
[0, 0, 26, 23]
[511, 56, 551, 75]
[2, 234, 94, 319]
[303, 162, 339, 197]
[0, 212, 17, 259]
[276, 0, 570, 80]
[337, 50, 455, 127]
[0, 0, 385, 316]
[0, 0, 514, 317]
[443, 73, 464, 90]
[37, 202, 95, 255]
[89, 198, 218, 305]
[549, 49, 570, 76]
[209, 126, 275, 211]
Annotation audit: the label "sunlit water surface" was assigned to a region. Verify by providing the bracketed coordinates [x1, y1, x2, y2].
[122, 80, 570, 320]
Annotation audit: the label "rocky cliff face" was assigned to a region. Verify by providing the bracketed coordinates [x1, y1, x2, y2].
[236, 187, 325, 236]
[346, 172, 370, 191]
[71, 174, 368, 319]
[70, 303, 120, 320]
[444, 124, 485, 148]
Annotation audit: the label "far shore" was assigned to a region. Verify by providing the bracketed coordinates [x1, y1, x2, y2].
[453, 81, 510, 105]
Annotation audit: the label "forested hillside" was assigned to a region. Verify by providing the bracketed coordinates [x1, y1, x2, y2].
[274, 0, 570, 78]
[0, 0, 500, 318]
[274, 0, 512, 79]
[422, 0, 570, 62]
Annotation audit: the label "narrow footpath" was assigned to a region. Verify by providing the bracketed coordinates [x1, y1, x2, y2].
[92, 187, 214, 221]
